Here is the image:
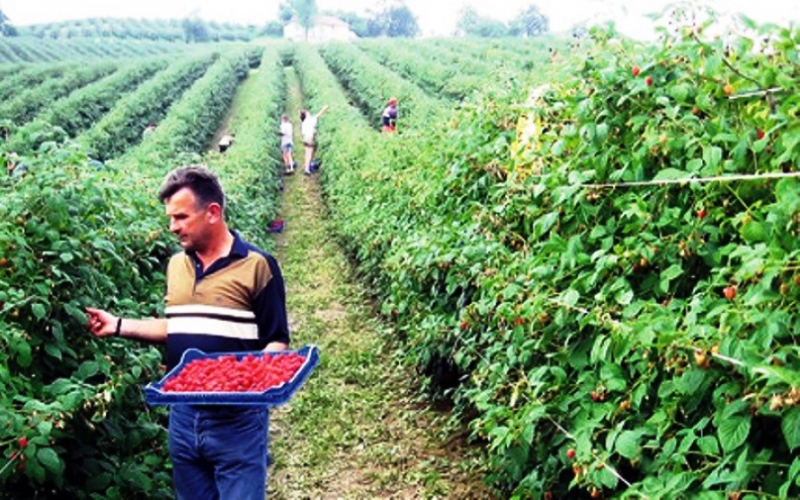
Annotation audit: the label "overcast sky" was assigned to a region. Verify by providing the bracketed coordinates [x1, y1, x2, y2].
[2, 0, 798, 38]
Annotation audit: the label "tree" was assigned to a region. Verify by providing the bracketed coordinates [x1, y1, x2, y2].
[510, 4, 549, 37]
[455, 6, 479, 36]
[278, 1, 293, 24]
[326, 10, 376, 37]
[182, 18, 210, 43]
[290, 0, 317, 40]
[260, 20, 284, 38]
[456, 6, 508, 38]
[379, 5, 419, 38]
[0, 7, 18, 37]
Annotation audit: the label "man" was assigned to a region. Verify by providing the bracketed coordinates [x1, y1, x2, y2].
[86, 165, 289, 500]
[300, 104, 329, 175]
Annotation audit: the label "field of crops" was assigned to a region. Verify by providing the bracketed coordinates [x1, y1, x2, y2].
[1, 14, 799, 499]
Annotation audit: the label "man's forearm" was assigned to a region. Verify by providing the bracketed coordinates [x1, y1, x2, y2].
[263, 341, 289, 352]
[120, 318, 168, 343]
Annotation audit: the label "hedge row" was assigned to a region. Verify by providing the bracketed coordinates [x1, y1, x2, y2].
[308, 21, 800, 499]
[0, 45, 283, 498]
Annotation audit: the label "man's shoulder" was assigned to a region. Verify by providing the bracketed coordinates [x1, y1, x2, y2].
[166, 251, 190, 267]
[242, 241, 277, 266]
[168, 250, 188, 261]
[233, 233, 276, 265]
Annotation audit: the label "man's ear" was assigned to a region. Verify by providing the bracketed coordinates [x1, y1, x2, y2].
[205, 203, 224, 224]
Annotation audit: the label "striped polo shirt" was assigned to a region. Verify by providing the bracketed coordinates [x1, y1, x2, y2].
[164, 231, 290, 370]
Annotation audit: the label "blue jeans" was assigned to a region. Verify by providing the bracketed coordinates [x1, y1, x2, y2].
[168, 405, 270, 500]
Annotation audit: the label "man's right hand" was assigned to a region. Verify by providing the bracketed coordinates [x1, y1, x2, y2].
[86, 307, 117, 338]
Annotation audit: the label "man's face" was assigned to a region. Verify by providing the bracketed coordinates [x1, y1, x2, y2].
[165, 187, 211, 253]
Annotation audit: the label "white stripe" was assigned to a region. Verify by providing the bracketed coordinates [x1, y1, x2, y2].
[167, 317, 259, 340]
[166, 304, 256, 320]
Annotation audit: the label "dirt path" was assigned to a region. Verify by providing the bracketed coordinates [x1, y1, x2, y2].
[266, 68, 493, 499]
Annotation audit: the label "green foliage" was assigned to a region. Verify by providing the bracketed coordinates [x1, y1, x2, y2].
[182, 18, 210, 43]
[0, 146, 174, 498]
[0, 62, 117, 127]
[456, 3, 549, 38]
[317, 42, 443, 130]
[509, 4, 549, 37]
[324, 10, 380, 38]
[278, 1, 294, 24]
[0, 7, 17, 37]
[290, 0, 318, 38]
[259, 21, 285, 38]
[6, 58, 169, 155]
[0, 45, 284, 497]
[15, 17, 254, 42]
[112, 49, 251, 168]
[207, 47, 286, 248]
[305, 19, 800, 499]
[77, 52, 216, 161]
[373, 4, 419, 38]
[0, 63, 76, 103]
[0, 37, 191, 64]
[456, 6, 509, 38]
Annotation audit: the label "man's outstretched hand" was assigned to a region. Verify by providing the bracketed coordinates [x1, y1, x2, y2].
[86, 307, 117, 338]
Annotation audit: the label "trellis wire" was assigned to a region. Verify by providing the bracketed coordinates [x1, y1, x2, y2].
[583, 170, 800, 190]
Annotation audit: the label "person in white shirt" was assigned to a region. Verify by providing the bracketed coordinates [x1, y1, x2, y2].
[300, 105, 329, 175]
[279, 114, 295, 174]
[218, 133, 235, 153]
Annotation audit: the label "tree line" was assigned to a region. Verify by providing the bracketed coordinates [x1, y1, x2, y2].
[277, 0, 549, 39]
[0, 2, 550, 41]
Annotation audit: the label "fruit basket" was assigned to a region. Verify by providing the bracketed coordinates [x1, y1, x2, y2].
[143, 344, 319, 406]
[267, 220, 285, 233]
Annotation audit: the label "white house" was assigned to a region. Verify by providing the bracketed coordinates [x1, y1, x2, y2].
[283, 15, 357, 42]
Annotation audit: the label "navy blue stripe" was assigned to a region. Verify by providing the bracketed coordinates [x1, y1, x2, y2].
[166, 312, 256, 324]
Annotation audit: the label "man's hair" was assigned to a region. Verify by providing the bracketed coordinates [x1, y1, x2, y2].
[158, 165, 225, 210]
[300, 110, 308, 121]
[281, 114, 288, 120]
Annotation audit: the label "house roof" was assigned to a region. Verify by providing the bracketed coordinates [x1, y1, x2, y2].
[313, 15, 350, 28]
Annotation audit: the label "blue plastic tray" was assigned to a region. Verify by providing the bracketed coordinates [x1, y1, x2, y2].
[143, 345, 319, 407]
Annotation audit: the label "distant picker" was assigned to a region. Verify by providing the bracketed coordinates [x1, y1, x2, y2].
[218, 133, 235, 154]
[382, 97, 398, 133]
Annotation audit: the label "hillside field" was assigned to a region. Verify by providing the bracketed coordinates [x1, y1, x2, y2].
[1, 15, 799, 500]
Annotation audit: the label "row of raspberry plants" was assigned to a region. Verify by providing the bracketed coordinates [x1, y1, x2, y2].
[5, 57, 169, 155]
[317, 42, 444, 130]
[0, 61, 117, 126]
[112, 47, 256, 170]
[293, 44, 446, 281]
[0, 46, 283, 497]
[206, 46, 287, 246]
[76, 51, 217, 161]
[0, 37, 189, 64]
[354, 39, 492, 101]
[309, 21, 800, 499]
[0, 38, 26, 64]
[0, 64, 24, 79]
[0, 63, 75, 103]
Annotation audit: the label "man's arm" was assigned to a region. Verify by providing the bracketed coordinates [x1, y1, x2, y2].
[263, 341, 289, 352]
[86, 307, 167, 343]
[253, 256, 290, 352]
[316, 104, 329, 119]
